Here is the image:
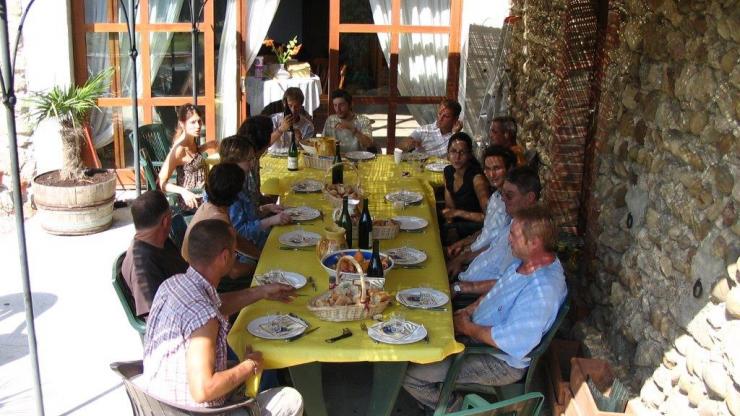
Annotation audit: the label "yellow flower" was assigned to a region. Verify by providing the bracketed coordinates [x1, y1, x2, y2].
[264, 35, 302, 64]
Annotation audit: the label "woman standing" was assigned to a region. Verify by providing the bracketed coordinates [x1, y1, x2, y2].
[158, 104, 209, 212]
[441, 132, 491, 244]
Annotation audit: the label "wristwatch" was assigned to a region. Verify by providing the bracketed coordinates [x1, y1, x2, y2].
[452, 283, 462, 295]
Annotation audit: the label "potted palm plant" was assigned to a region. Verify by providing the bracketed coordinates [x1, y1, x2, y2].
[27, 69, 118, 235]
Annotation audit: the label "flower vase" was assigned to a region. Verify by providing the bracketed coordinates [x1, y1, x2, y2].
[275, 63, 291, 80]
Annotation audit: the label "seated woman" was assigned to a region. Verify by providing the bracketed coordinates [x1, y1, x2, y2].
[158, 104, 210, 212]
[268, 87, 315, 153]
[440, 132, 491, 245]
[219, 135, 291, 249]
[238, 115, 278, 205]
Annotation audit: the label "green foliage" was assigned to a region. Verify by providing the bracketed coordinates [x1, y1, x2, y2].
[27, 68, 113, 129]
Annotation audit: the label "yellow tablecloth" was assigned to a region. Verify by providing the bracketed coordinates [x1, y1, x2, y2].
[226, 154, 461, 396]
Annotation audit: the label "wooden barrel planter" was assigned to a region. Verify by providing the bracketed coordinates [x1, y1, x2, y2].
[32, 170, 117, 236]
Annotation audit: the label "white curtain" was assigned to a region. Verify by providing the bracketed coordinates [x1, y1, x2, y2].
[370, 0, 450, 125]
[217, 0, 238, 140]
[86, 0, 184, 148]
[244, 0, 282, 71]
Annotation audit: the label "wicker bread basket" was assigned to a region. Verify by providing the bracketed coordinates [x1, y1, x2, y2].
[323, 161, 363, 208]
[307, 256, 390, 322]
[303, 154, 334, 170]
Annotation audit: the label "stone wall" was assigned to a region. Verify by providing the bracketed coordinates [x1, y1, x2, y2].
[508, 0, 739, 414]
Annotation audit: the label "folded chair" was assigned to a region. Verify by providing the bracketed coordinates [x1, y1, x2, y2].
[111, 252, 146, 342]
[433, 298, 570, 416]
[110, 360, 261, 415]
[443, 393, 544, 416]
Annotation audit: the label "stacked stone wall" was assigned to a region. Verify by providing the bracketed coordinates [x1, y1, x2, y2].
[509, 0, 739, 414]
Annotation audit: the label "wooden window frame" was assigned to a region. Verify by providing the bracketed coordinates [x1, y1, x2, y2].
[328, 0, 462, 150]
[70, 0, 219, 184]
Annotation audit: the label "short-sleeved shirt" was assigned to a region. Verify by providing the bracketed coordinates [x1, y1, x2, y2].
[322, 113, 373, 153]
[141, 267, 229, 407]
[182, 202, 231, 262]
[472, 259, 567, 369]
[458, 222, 516, 282]
[122, 239, 189, 317]
[470, 191, 510, 252]
[269, 112, 315, 151]
[409, 123, 455, 157]
[444, 164, 486, 217]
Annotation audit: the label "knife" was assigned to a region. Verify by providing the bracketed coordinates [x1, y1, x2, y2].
[286, 326, 320, 342]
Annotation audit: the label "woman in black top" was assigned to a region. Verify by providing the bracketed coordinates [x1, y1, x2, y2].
[441, 132, 491, 244]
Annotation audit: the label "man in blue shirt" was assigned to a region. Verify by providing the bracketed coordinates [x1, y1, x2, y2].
[448, 167, 542, 297]
[403, 205, 567, 411]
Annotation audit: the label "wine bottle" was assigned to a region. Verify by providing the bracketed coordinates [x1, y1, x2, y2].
[339, 196, 353, 248]
[366, 239, 383, 277]
[358, 198, 372, 249]
[287, 128, 298, 171]
[331, 142, 343, 184]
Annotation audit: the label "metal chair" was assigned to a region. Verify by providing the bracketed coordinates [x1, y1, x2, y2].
[111, 252, 146, 341]
[443, 393, 544, 416]
[433, 298, 570, 416]
[129, 123, 172, 171]
[110, 360, 261, 415]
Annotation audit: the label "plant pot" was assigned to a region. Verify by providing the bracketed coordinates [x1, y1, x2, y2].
[32, 170, 117, 235]
[274, 63, 291, 80]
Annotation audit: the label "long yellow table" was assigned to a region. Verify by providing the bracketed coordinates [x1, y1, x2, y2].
[227, 154, 461, 416]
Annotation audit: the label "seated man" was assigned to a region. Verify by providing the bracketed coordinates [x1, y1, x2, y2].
[489, 116, 526, 166]
[122, 190, 188, 319]
[397, 98, 463, 158]
[322, 88, 374, 153]
[268, 87, 315, 152]
[403, 205, 567, 411]
[447, 167, 541, 297]
[141, 219, 303, 413]
[183, 163, 260, 282]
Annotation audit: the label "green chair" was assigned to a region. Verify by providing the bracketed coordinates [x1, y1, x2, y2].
[443, 393, 544, 416]
[140, 148, 180, 209]
[111, 252, 146, 342]
[129, 123, 172, 172]
[433, 298, 570, 416]
[169, 213, 192, 251]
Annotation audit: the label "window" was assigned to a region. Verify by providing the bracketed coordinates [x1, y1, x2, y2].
[72, 0, 235, 177]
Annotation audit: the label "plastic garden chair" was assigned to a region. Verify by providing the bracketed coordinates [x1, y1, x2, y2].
[129, 123, 172, 171]
[111, 252, 146, 342]
[443, 393, 544, 416]
[169, 213, 192, 251]
[140, 148, 180, 210]
[433, 298, 570, 416]
[110, 360, 261, 415]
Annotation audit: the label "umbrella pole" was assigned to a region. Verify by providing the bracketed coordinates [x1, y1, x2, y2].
[0, 1, 45, 415]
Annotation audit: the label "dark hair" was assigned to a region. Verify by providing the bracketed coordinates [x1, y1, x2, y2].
[483, 145, 517, 171]
[206, 163, 245, 207]
[173, 103, 202, 138]
[130, 190, 170, 229]
[283, 87, 305, 105]
[330, 89, 352, 106]
[440, 98, 462, 119]
[237, 116, 272, 151]
[506, 166, 542, 201]
[514, 204, 556, 252]
[219, 135, 256, 164]
[447, 132, 481, 169]
[187, 219, 235, 266]
[491, 116, 517, 146]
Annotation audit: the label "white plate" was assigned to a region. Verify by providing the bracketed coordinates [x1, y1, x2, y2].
[385, 247, 427, 265]
[425, 161, 450, 172]
[385, 190, 423, 205]
[268, 148, 289, 157]
[292, 179, 323, 193]
[345, 151, 375, 161]
[283, 206, 321, 222]
[278, 230, 321, 247]
[402, 152, 429, 162]
[247, 314, 307, 340]
[367, 319, 427, 344]
[396, 288, 449, 309]
[391, 216, 429, 231]
[254, 270, 307, 289]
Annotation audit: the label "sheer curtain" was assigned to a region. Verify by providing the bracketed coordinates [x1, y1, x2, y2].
[370, 0, 450, 125]
[216, 0, 237, 139]
[244, 0, 282, 71]
[86, 0, 184, 148]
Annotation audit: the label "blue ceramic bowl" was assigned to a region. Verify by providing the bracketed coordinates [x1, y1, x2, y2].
[320, 249, 394, 279]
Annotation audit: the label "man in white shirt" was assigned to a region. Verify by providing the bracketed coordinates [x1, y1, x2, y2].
[397, 99, 462, 157]
[322, 88, 375, 153]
